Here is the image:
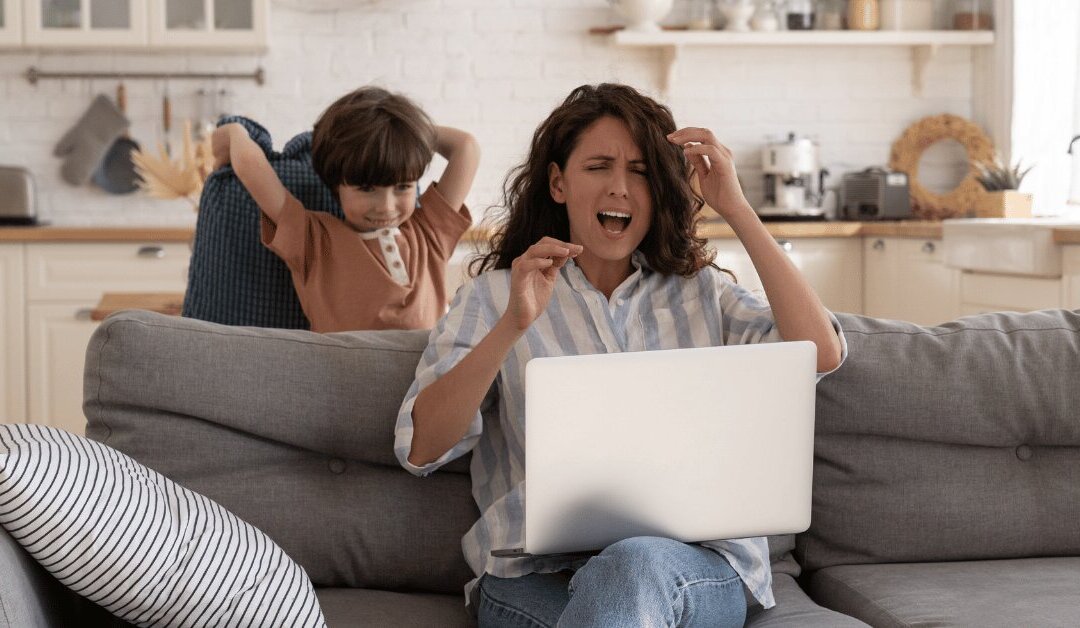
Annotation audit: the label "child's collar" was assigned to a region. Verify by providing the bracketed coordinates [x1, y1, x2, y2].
[357, 227, 402, 240]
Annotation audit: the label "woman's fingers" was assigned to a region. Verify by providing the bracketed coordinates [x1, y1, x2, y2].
[668, 127, 721, 148]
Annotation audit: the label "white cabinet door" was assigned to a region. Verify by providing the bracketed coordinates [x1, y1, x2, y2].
[1063, 246, 1080, 310]
[0, 0, 22, 46]
[148, 0, 267, 50]
[27, 242, 190, 301]
[0, 244, 26, 423]
[959, 272, 1062, 315]
[864, 237, 958, 325]
[27, 302, 98, 434]
[24, 0, 148, 47]
[710, 237, 863, 315]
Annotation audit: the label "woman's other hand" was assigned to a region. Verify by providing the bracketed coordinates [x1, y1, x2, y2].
[504, 237, 582, 332]
[667, 127, 753, 220]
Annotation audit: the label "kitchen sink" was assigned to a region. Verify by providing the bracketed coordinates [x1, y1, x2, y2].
[943, 218, 1080, 277]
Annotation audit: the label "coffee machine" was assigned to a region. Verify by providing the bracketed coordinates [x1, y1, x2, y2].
[758, 133, 828, 219]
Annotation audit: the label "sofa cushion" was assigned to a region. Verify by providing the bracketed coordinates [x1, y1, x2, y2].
[745, 573, 869, 627]
[0, 424, 325, 627]
[799, 310, 1080, 572]
[808, 557, 1080, 627]
[83, 310, 479, 594]
[316, 588, 472, 627]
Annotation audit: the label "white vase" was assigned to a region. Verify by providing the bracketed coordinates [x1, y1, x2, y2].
[610, 0, 674, 32]
[721, 0, 755, 32]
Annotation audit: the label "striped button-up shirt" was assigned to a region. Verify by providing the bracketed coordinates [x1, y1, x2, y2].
[394, 251, 848, 608]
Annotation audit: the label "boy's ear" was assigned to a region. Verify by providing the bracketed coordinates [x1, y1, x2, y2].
[548, 162, 566, 204]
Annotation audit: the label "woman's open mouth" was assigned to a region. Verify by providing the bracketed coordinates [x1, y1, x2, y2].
[597, 210, 632, 234]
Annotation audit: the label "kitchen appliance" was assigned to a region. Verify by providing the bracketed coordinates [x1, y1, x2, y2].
[0, 166, 37, 225]
[839, 167, 912, 220]
[759, 132, 828, 219]
[1068, 134, 1080, 206]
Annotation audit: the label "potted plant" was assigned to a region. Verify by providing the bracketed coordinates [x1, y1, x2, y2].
[971, 155, 1034, 218]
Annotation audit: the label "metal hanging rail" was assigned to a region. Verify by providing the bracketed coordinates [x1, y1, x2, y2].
[24, 65, 265, 86]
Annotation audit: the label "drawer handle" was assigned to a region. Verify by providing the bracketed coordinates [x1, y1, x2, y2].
[776, 239, 794, 252]
[922, 241, 936, 254]
[74, 308, 94, 321]
[137, 245, 166, 259]
[872, 239, 885, 251]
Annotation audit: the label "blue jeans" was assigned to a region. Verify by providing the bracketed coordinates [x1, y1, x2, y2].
[477, 536, 748, 628]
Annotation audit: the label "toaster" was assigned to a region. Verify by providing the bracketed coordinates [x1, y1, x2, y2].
[839, 168, 912, 221]
[0, 165, 37, 225]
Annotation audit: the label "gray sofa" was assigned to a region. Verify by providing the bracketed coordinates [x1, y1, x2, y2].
[2, 307, 1079, 627]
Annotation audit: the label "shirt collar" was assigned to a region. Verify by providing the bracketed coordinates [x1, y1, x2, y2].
[562, 250, 649, 298]
[357, 227, 401, 240]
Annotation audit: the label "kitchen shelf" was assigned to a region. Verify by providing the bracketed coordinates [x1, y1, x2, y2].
[608, 29, 996, 96]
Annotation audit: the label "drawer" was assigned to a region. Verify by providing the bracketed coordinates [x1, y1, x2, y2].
[27, 242, 190, 301]
[959, 271, 1061, 312]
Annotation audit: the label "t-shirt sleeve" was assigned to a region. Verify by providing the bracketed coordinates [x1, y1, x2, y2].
[394, 276, 493, 477]
[716, 272, 848, 380]
[260, 192, 311, 278]
[410, 182, 473, 259]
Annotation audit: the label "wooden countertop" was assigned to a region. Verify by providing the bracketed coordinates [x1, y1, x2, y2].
[13, 222, 1080, 244]
[91, 293, 184, 321]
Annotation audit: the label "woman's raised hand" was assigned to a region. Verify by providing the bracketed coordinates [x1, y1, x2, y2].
[504, 237, 582, 332]
[668, 127, 752, 220]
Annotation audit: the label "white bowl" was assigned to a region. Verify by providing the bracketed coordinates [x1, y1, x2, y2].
[610, 0, 674, 32]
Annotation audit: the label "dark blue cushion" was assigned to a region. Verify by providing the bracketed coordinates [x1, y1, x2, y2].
[182, 116, 343, 329]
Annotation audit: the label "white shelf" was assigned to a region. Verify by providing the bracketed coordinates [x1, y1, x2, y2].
[609, 29, 996, 96]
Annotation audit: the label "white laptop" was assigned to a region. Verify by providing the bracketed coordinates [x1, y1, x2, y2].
[493, 341, 818, 558]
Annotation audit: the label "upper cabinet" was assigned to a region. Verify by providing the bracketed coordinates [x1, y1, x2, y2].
[19, 0, 266, 50]
[149, 0, 267, 50]
[0, 0, 23, 46]
[25, 0, 148, 47]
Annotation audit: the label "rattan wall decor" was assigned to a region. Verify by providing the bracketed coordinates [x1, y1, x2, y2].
[889, 114, 995, 220]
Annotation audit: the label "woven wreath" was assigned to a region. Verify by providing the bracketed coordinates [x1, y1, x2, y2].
[889, 114, 995, 220]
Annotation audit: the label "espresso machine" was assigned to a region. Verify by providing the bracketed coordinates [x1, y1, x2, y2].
[758, 133, 829, 219]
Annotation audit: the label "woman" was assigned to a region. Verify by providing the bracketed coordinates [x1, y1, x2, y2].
[394, 83, 846, 627]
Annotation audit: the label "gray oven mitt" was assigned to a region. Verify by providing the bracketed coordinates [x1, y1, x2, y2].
[53, 94, 130, 186]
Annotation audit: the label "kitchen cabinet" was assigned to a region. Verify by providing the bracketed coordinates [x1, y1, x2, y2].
[19, 0, 266, 50]
[1064, 246, 1080, 310]
[957, 271, 1062, 316]
[863, 236, 960, 326]
[0, 244, 26, 424]
[24, 0, 148, 47]
[709, 237, 863, 315]
[0, 0, 22, 46]
[20, 241, 189, 433]
[149, 0, 268, 50]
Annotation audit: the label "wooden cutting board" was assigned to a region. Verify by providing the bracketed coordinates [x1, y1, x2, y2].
[91, 292, 185, 321]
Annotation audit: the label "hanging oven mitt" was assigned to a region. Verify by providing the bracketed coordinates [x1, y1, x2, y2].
[53, 94, 130, 186]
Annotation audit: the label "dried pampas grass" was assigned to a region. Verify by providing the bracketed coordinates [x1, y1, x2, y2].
[132, 120, 214, 212]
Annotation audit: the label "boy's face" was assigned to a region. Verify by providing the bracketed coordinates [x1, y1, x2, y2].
[338, 182, 418, 232]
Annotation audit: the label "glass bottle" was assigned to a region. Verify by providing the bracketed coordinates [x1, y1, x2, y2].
[687, 0, 715, 29]
[817, 0, 845, 30]
[952, 0, 993, 30]
[786, 0, 815, 30]
[751, 0, 781, 31]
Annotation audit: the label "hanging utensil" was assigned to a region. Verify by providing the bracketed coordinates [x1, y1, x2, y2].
[162, 79, 172, 156]
[92, 82, 142, 195]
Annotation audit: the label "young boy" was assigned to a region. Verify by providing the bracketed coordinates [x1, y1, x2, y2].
[211, 86, 479, 332]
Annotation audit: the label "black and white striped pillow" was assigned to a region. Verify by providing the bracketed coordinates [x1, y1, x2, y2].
[0, 424, 326, 628]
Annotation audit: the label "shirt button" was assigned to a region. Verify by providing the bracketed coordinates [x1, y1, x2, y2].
[392, 261, 402, 268]
[382, 229, 391, 236]
[328, 459, 346, 474]
[1015, 445, 1033, 461]
[616, 298, 625, 306]
[385, 245, 394, 252]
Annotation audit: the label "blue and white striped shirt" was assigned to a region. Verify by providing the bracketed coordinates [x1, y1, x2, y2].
[394, 251, 847, 609]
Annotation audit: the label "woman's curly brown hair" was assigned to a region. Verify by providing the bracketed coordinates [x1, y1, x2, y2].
[472, 83, 715, 277]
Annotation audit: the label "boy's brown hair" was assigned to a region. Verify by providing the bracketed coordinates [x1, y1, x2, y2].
[311, 86, 436, 189]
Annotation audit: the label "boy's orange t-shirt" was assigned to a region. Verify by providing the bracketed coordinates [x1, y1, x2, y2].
[260, 184, 471, 332]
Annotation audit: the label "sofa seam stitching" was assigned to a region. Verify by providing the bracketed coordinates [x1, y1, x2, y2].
[106, 317, 425, 354]
[844, 325, 1080, 339]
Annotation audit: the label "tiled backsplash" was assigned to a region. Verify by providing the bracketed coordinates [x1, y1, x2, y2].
[0, 0, 976, 226]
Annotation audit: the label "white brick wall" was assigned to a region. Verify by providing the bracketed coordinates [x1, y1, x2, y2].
[0, 0, 975, 226]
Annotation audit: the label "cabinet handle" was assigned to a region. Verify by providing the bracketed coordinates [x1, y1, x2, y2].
[872, 239, 885, 251]
[922, 241, 936, 254]
[137, 245, 166, 259]
[776, 239, 794, 252]
[74, 308, 94, 321]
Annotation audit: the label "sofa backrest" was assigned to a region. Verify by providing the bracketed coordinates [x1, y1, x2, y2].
[83, 310, 482, 595]
[798, 310, 1080, 572]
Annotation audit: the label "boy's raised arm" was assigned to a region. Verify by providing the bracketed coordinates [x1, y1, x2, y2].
[433, 125, 480, 212]
[212, 122, 289, 222]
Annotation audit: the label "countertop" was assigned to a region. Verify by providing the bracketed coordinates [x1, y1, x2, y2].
[6, 222, 1080, 243]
